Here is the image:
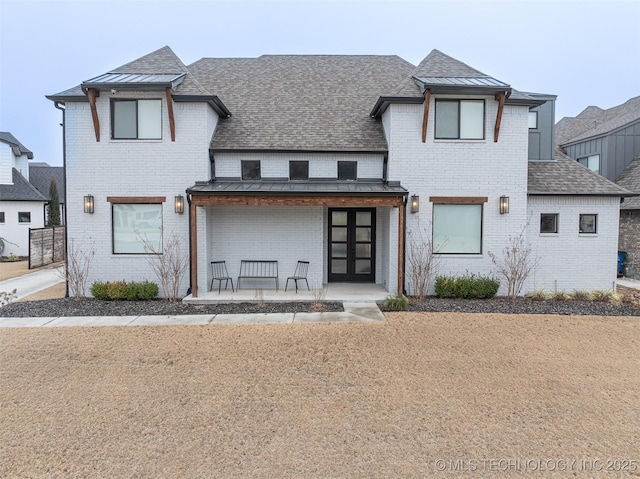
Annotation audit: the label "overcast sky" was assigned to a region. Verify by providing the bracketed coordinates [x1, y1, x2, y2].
[1, 0, 638, 166]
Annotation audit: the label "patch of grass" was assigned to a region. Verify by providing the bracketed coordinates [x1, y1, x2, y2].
[383, 294, 409, 311]
[524, 289, 548, 301]
[571, 290, 592, 301]
[591, 289, 617, 303]
[549, 290, 570, 301]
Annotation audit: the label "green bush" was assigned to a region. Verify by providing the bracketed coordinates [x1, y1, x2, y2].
[435, 273, 500, 299]
[91, 280, 158, 301]
[383, 293, 409, 311]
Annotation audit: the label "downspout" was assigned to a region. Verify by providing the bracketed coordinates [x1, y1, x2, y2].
[186, 192, 192, 295]
[402, 195, 407, 295]
[382, 152, 388, 183]
[209, 150, 216, 181]
[54, 101, 69, 298]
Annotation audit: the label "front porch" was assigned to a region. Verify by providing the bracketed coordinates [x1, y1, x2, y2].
[183, 282, 391, 304]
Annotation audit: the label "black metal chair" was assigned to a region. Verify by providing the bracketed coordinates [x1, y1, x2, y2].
[285, 261, 310, 293]
[210, 261, 234, 293]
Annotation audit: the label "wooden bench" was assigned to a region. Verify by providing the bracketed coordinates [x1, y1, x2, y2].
[237, 260, 279, 291]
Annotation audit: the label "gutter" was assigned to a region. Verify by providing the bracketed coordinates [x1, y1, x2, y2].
[53, 101, 69, 298]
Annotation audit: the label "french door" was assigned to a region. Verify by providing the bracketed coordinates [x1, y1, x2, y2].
[328, 208, 375, 282]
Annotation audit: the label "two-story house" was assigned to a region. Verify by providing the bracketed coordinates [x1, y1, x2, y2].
[0, 132, 47, 257]
[557, 97, 640, 278]
[47, 46, 632, 298]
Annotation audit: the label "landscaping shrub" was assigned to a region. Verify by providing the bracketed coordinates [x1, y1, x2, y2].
[435, 273, 499, 299]
[571, 290, 592, 301]
[549, 290, 570, 301]
[591, 289, 616, 303]
[383, 293, 409, 311]
[91, 280, 159, 301]
[525, 289, 547, 301]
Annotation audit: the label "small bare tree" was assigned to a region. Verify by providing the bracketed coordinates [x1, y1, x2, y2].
[63, 240, 96, 300]
[489, 228, 539, 299]
[406, 221, 442, 299]
[311, 281, 327, 312]
[143, 232, 189, 302]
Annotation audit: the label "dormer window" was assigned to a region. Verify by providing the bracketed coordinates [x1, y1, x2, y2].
[242, 160, 261, 180]
[111, 99, 162, 139]
[338, 161, 357, 180]
[435, 99, 485, 140]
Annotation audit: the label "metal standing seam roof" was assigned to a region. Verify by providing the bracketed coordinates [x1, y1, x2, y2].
[81, 72, 186, 91]
[187, 180, 408, 196]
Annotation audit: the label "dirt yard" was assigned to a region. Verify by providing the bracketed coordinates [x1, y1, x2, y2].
[0, 260, 66, 301]
[1, 313, 638, 478]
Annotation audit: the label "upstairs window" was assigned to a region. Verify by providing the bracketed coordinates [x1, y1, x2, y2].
[0, 212, 4, 223]
[289, 161, 309, 180]
[528, 111, 538, 129]
[578, 154, 600, 174]
[435, 99, 485, 140]
[242, 160, 261, 180]
[338, 161, 357, 180]
[112, 99, 162, 139]
[540, 213, 558, 234]
[579, 214, 597, 234]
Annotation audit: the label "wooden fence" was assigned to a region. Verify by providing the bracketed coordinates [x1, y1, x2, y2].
[29, 226, 66, 269]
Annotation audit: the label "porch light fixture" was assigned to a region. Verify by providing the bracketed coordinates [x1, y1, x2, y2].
[174, 195, 185, 214]
[499, 195, 509, 214]
[410, 195, 419, 214]
[84, 195, 94, 214]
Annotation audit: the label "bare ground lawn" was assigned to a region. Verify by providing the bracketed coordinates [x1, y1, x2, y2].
[1, 313, 639, 478]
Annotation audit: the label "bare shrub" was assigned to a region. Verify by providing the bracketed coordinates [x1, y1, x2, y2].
[489, 228, 539, 299]
[62, 240, 96, 300]
[406, 221, 441, 299]
[253, 288, 265, 307]
[142, 233, 189, 302]
[311, 282, 327, 312]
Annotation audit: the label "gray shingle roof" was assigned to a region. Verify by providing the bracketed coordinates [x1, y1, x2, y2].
[557, 96, 640, 146]
[616, 155, 640, 209]
[528, 150, 633, 196]
[0, 169, 48, 202]
[189, 55, 415, 151]
[0, 132, 33, 159]
[29, 163, 65, 203]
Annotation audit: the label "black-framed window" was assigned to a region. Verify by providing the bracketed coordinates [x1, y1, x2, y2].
[242, 160, 261, 180]
[0, 212, 4, 223]
[18, 211, 31, 223]
[432, 204, 483, 254]
[112, 99, 162, 139]
[579, 214, 597, 234]
[289, 160, 309, 180]
[435, 99, 485, 139]
[577, 154, 600, 174]
[540, 213, 558, 234]
[112, 203, 163, 254]
[528, 111, 538, 129]
[338, 161, 357, 180]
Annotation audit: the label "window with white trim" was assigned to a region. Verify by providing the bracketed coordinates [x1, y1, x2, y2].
[435, 99, 485, 139]
[112, 203, 163, 254]
[577, 154, 600, 174]
[433, 204, 483, 254]
[112, 99, 162, 139]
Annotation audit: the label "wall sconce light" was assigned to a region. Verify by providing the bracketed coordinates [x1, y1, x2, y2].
[500, 195, 509, 214]
[174, 195, 185, 214]
[84, 195, 94, 214]
[410, 195, 419, 214]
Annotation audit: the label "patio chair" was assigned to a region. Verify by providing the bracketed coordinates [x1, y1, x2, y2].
[210, 261, 234, 293]
[285, 261, 310, 293]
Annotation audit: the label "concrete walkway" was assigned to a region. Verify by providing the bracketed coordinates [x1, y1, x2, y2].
[0, 265, 64, 301]
[617, 277, 640, 291]
[0, 302, 386, 328]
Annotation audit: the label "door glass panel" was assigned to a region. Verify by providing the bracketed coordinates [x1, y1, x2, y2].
[332, 243, 347, 258]
[332, 227, 347, 242]
[355, 260, 371, 274]
[332, 260, 347, 274]
[332, 211, 347, 225]
[355, 244, 371, 258]
[355, 227, 371, 242]
[356, 211, 371, 226]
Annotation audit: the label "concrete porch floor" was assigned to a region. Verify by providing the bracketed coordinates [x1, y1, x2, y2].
[183, 282, 391, 304]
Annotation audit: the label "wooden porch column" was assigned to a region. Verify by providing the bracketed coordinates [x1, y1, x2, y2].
[165, 87, 176, 142]
[87, 88, 100, 142]
[397, 204, 404, 295]
[494, 91, 506, 143]
[190, 199, 198, 297]
[421, 90, 431, 143]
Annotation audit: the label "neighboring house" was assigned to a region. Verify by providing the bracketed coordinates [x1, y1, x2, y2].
[556, 97, 640, 278]
[29, 162, 66, 225]
[0, 132, 47, 257]
[47, 46, 634, 298]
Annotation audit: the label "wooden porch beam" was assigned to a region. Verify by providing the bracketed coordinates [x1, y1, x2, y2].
[191, 194, 405, 208]
[421, 89, 431, 143]
[429, 196, 488, 204]
[190, 199, 198, 298]
[165, 87, 176, 142]
[397, 202, 404, 295]
[87, 88, 100, 142]
[494, 91, 506, 143]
